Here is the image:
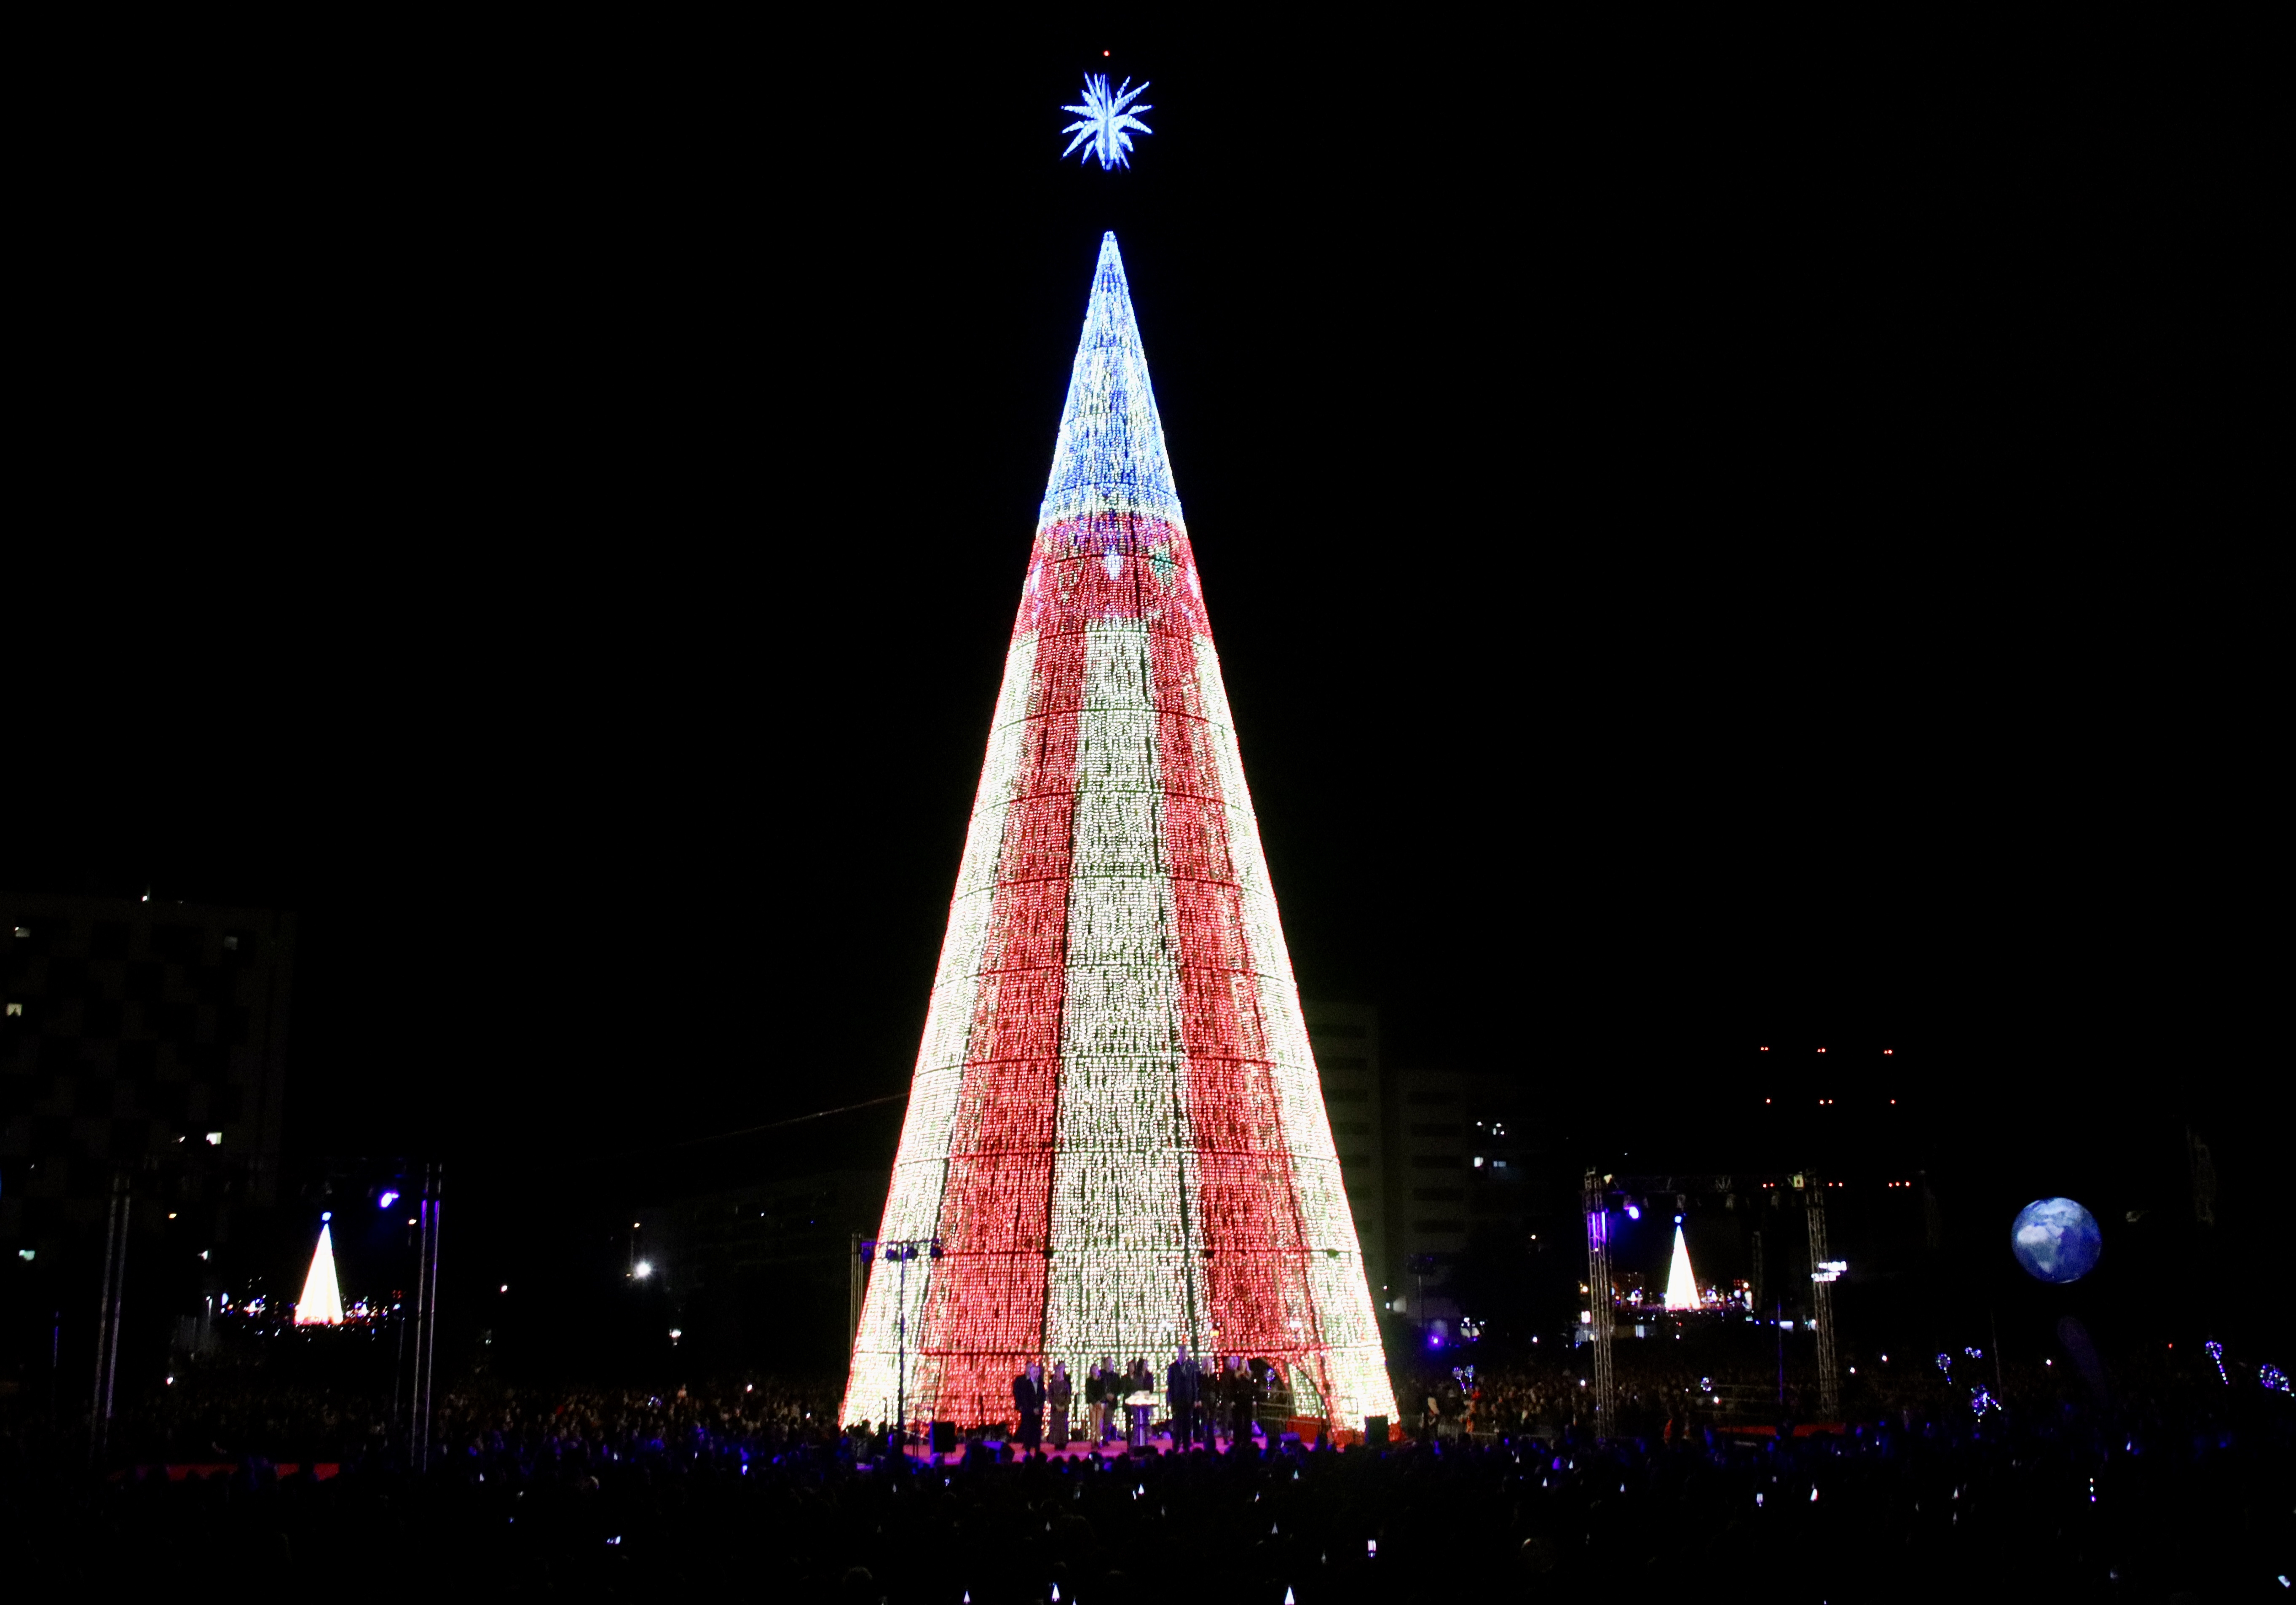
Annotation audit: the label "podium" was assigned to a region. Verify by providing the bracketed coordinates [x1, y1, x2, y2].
[1123, 1391, 1158, 1450]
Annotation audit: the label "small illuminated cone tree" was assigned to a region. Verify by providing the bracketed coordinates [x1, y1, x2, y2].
[295, 1218, 346, 1326]
[1664, 1223, 1701, 1312]
[842, 235, 1397, 1431]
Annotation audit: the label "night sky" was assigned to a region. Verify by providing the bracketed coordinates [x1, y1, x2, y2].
[11, 26, 2274, 1268]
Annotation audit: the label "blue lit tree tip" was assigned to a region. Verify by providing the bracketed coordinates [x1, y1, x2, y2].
[1061, 74, 1154, 170]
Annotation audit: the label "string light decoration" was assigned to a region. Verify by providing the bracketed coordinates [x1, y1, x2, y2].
[295, 1214, 346, 1327]
[1060, 75, 1154, 170]
[842, 234, 1396, 1434]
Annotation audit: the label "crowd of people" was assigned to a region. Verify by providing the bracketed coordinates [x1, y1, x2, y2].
[1, 1343, 2287, 1600]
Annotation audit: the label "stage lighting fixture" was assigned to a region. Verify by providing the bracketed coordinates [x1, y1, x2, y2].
[378, 1190, 399, 1209]
[1624, 1202, 1641, 1220]
[320, 1211, 331, 1222]
[632, 1260, 654, 1280]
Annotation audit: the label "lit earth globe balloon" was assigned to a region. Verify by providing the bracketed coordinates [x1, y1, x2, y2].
[2011, 1197, 2103, 1284]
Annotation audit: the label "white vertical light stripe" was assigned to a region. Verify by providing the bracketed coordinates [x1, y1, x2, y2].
[1193, 636, 1401, 1426]
[842, 631, 1040, 1428]
[1041, 621, 1202, 1381]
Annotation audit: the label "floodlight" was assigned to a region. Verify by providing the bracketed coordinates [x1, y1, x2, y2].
[378, 1190, 399, 1210]
[632, 1260, 654, 1280]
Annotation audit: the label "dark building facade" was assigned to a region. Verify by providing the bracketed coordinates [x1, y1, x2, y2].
[635, 1169, 888, 1376]
[0, 892, 296, 1392]
[1303, 1000, 1387, 1301]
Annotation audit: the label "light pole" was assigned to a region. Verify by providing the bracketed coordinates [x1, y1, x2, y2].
[859, 1237, 942, 1446]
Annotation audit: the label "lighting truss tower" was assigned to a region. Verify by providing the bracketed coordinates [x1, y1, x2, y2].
[842, 234, 1397, 1434]
[1582, 1169, 1615, 1437]
[1804, 1173, 1839, 1420]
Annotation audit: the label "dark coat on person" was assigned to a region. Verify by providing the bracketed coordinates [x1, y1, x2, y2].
[1012, 1372, 1045, 1448]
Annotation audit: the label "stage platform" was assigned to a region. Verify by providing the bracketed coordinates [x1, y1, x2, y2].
[891, 1428, 1314, 1467]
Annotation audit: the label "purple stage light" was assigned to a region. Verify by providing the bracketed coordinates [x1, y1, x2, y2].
[378, 1190, 399, 1210]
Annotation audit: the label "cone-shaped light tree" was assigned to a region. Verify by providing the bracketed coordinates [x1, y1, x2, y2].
[295, 1217, 346, 1326]
[842, 235, 1397, 1432]
[1664, 1223, 1701, 1312]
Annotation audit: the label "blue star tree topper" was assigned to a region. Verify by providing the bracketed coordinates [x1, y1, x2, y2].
[1060, 74, 1154, 170]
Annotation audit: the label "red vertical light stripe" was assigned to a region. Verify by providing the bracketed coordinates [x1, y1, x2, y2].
[1151, 615, 1318, 1368]
[913, 624, 1087, 1426]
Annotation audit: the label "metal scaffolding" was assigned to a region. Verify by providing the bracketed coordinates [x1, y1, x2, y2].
[1580, 1166, 1844, 1435]
[1582, 1168, 1614, 1437]
[409, 1162, 443, 1466]
[1804, 1172, 1840, 1420]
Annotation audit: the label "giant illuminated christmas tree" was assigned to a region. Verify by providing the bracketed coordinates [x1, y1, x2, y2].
[841, 234, 1397, 1434]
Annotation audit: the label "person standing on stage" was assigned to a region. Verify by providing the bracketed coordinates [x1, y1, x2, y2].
[1226, 1354, 1255, 1450]
[1166, 1342, 1202, 1450]
[1101, 1357, 1124, 1442]
[1083, 1360, 1106, 1444]
[1011, 1362, 1045, 1457]
[1047, 1360, 1073, 1448]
